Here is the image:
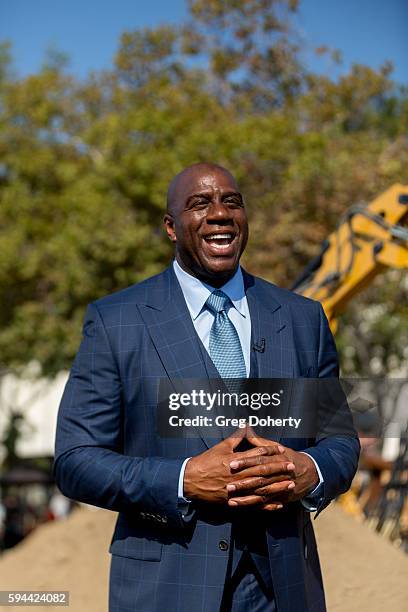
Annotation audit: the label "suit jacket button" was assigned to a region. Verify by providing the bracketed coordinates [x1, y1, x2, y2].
[219, 540, 229, 552]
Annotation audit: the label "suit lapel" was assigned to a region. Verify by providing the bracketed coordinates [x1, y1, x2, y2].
[243, 270, 294, 440]
[137, 266, 221, 448]
[243, 270, 293, 378]
[137, 266, 208, 378]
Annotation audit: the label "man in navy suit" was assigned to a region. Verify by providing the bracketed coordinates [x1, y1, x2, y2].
[54, 163, 360, 611]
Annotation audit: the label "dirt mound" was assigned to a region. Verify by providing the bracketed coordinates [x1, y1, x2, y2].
[0, 504, 407, 611]
[0, 507, 115, 611]
[315, 504, 408, 612]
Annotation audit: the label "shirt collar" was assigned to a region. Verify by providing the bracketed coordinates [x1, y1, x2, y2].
[173, 259, 247, 320]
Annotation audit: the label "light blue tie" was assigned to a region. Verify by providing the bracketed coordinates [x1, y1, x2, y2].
[206, 290, 247, 379]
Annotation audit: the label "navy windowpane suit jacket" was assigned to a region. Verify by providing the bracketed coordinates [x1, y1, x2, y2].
[54, 265, 360, 612]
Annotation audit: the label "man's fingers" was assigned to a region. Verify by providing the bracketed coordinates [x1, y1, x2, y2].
[230, 445, 284, 469]
[227, 477, 294, 495]
[230, 455, 295, 475]
[246, 428, 285, 452]
[231, 445, 269, 465]
[261, 502, 284, 511]
[226, 424, 272, 452]
[227, 479, 294, 507]
[254, 481, 295, 496]
[228, 494, 267, 507]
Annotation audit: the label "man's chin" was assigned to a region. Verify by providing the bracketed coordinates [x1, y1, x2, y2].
[197, 259, 239, 284]
[176, 253, 240, 284]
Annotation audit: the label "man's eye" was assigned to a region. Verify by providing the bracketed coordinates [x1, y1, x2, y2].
[225, 199, 242, 207]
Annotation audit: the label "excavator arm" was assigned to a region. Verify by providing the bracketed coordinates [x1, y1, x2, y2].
[291, 184, 408, 332]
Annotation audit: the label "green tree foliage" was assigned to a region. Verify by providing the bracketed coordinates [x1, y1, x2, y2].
[0, 0, 406, 376]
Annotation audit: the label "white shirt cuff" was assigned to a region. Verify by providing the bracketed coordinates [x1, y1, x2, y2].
[299, 452, 324, 512]
[177, 457, 192, 516]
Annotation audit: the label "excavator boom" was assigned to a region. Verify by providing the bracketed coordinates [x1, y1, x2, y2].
[292, 184, 408, 332]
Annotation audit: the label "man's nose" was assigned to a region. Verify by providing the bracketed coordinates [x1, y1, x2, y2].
[206, 199, 233, 223]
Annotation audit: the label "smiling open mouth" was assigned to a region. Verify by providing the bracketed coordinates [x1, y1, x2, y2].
[204, 233, 234, 245]
[203, 233, 236, 255]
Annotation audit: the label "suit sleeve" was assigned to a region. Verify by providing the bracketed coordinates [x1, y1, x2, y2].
[301, 302, 360, 516]
[53, 303, 186, 527]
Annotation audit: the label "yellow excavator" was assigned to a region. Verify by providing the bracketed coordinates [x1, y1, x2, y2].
[291, 183, 408, 547]
[291, 183, 408, 333]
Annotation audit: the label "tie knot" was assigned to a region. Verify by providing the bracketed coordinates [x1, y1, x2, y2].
[206, 290, 231, 314]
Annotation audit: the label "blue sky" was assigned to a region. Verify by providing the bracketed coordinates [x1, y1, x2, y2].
[1, 0, 407, 83]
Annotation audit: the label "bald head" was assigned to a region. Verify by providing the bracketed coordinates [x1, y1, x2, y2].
[166, 163, 239, 216]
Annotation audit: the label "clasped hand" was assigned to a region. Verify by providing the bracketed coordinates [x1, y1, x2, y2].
[183, 426, 318, 511]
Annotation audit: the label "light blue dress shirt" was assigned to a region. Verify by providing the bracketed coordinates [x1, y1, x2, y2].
[172, 259, 323, 513]
[173, 258, 251, 376]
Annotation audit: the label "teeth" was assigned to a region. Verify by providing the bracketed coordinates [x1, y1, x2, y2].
[206, 234, 232, 240]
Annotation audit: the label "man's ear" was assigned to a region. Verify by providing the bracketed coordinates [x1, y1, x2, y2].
[163, 214, 177, 243]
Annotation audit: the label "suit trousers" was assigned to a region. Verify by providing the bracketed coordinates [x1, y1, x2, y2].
[220, 550, 276, 612]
